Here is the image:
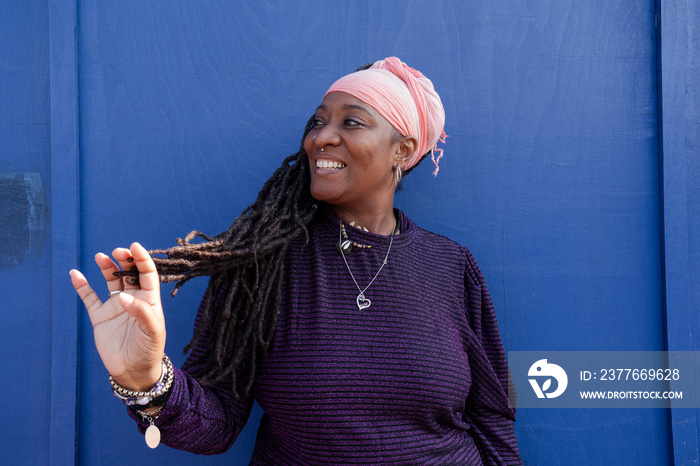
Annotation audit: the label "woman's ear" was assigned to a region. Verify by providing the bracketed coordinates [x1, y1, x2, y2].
[395, 136, 418, 167]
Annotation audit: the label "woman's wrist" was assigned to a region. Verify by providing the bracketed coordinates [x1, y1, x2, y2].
[110, 354, 174, 408]
[112, 361, 165, 392]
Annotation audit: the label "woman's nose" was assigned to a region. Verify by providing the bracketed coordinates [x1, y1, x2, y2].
[312, 123, 341, 149]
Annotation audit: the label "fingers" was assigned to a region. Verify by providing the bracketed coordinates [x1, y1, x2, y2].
[95, 253, 124, 293]
[128, 242, 161, 294]
[69, 269, 105, 319]
[112, 247, 140, 291]
[75, 242, 161, 306]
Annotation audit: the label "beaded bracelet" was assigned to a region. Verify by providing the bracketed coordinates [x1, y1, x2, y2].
[133, 388, 171, 411]
[110, 354, 174, 407]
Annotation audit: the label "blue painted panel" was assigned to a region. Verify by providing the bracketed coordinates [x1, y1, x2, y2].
[659, 0, 700, 463]
[74, 1, 666, 465]
[48, 0, 80, 463]
[0, 1, 52, 465]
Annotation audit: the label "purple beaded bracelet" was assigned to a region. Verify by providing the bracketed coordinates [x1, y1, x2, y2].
[110, 354, 174, 407]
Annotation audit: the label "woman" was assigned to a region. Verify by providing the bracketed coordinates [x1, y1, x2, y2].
[70, 57, 522, 465]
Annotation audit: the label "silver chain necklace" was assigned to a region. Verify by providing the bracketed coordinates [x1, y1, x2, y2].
[338, 218, 397, 310]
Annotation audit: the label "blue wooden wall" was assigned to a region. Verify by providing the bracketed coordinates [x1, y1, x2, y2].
[1, 2, 53, 465]
[1, 1, 697, 464]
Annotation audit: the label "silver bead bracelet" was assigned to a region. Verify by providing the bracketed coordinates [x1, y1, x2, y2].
[109, 354, 174, 407]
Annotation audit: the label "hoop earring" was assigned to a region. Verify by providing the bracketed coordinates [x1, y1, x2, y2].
[394, 163, 403, 187]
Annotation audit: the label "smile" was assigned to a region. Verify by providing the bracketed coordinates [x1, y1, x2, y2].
[316, 160, 346, 169]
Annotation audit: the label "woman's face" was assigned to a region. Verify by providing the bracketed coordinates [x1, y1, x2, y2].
[304, 91, 401, 213]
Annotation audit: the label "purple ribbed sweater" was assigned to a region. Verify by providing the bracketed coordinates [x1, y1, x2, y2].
[132, 208, 521, 465]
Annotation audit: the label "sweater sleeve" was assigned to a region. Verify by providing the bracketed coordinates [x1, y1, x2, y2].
[127, 291, 256, 455]
[462, 250, 523, 465]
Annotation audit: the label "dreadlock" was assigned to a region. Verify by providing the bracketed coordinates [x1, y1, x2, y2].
[143, 116, 317, 398]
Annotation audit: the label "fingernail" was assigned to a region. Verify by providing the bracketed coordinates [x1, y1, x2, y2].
[119, 293, 134, 305]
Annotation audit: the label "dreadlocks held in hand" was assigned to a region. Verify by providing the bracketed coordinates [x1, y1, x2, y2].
[143, 116, 317, 398]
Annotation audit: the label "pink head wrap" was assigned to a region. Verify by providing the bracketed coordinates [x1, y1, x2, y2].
[325, 57, 447, 175]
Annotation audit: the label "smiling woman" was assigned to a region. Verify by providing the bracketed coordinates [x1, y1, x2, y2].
[70, 57, 522, 465]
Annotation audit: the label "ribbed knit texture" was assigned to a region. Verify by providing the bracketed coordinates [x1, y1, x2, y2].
[130, 207, 521, 465]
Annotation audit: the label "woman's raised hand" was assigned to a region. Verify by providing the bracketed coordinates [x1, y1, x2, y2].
[70, 242, 166, 391]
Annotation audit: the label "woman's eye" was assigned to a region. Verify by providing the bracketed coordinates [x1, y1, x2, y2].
[344, 119, 362, 127]
[311, 118, 325, 128]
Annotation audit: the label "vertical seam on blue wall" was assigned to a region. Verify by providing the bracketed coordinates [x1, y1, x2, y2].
[658, 0, 700, 464]
[655, 0, 667, 352]
[75, 0, 83, 457]
[653, 0, 676, 464]
[49, 0, 80, 464]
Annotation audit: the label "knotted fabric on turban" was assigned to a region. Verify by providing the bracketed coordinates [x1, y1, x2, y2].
[325, 57, 447, 175]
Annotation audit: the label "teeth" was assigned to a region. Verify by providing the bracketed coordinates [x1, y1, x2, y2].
[316, 160, 346, 169]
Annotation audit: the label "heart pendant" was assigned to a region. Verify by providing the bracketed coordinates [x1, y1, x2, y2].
[356, 294, 371, 310]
